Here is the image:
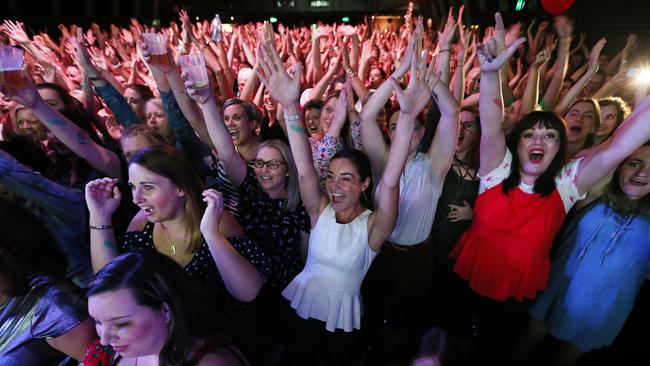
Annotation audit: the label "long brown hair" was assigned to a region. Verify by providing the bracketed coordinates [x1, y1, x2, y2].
[129, 146, 205, 253]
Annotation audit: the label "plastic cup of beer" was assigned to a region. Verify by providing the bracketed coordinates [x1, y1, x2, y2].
[0, 45, 24, 87]
[142, 32, 168, 65]
[179, 53, 209, 89]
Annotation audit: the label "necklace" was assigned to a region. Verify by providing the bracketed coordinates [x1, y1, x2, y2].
[450, 156, 478, 205]
[159, 223, 177, 255]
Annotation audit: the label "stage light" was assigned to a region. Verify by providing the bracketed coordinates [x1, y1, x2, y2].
[342, 16, 349, 22]
[269, 17, 278, 23]
[628, 67, 650, 85]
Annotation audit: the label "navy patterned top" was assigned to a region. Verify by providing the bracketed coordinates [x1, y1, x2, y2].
[239, 167, 310, 289]
[118, 222, 271, 356]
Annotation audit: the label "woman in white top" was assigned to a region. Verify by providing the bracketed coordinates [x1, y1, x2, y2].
[256, 40, 440, 365]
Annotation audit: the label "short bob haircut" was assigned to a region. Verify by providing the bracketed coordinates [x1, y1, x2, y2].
[330, 148, 374, 209]
[502, 111, 568, 197]
[564, 98, 601, 149]
[602, 141, 650, 216]
[128, 146, 205, 253]
[87, 251, 223, 365]
[256, 139, 301, 211]
[0, 198, 67, 296]
[223, 98, 262, 127]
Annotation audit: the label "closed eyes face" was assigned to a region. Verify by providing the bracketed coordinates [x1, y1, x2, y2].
[565, 102, 597, 144]
[89, 288, 168, 358]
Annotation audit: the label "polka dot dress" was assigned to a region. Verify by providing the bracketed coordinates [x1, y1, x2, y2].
[119, 222, 272, 357]
[239, 168, 310, 289]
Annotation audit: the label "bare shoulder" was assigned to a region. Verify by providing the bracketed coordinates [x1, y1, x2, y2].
[126, 210, 148, 232]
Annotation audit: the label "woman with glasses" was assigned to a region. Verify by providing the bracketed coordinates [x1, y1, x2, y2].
[184, 81, 309, 292]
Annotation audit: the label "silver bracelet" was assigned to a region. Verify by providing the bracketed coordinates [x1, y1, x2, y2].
[89, 224, 113, 230]
[284, 113, 302, 122]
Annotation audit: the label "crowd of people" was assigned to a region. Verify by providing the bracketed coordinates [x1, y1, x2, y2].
[0, 5, 648, 366]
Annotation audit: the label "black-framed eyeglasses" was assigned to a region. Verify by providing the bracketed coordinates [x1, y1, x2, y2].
[251, 159, 286, 170]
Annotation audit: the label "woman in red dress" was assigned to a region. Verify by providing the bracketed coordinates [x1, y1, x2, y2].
[450, 12, 650, 361]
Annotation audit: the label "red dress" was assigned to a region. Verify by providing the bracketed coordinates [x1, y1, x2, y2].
[451, 150, 583, 301]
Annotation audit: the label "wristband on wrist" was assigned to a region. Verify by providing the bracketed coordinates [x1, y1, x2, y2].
[88, 75, 102, 81]
[284, 113, 302, 122]
[89, 224, 112, 230]
[439, 48, 451, 53]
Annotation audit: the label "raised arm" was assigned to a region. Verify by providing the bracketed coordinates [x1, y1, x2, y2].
[541, 16, 572, 111]
[359, 25, 418, 178]
[0, 78, 122, 179]
[201, 189, 263, 301]
[477, 16, 526, 176]
[368, 50, 440, 251]
[185, 79, 248, 187]
[256, 43, 328, 223]
[556, 38, 606, 114]
[85, 178, 122, 272]
[428, 74, 461, 182]
[576, 95, 650, 194]
[520, 47, 551, 115]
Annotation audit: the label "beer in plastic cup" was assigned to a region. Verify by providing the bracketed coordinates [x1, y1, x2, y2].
[179, 53, 209, 89]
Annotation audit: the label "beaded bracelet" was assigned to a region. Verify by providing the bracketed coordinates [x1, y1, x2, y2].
[284, 113, 302, 122]
[89, 224, 113, 230]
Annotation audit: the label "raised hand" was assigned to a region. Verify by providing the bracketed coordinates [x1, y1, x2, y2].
[437, 7, 457, 48]
[74, 28, 101, 78]
[85, 178, 122, 222]
[390, 49, 439, 117]
[200, 189, 224, 236]
[477, 36, 526, 73]
[255, 42, 301, 107]
[588, 38, 607, 71]
[394, 20, 420, 77]
[182, 70, 213, 105]
[553, 15, 573, 39]
[532, 47, 551, 68]
[3, 20, 30, 45]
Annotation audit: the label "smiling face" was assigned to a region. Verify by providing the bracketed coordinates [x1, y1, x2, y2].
[618, 146, 650, 201]
[14, 108, 48, 142]
[304, 107, 323, 137]
[597, 104, 619, 139]
[516, 122, 561, 184]
[223, 103, 256, 147]
[254, 145, 287, 198]
[564, 101, 597, 145]
[263, 89, 276, 113]
[326, 157, 370, 212]
[128, 163, 186, 222]
[145, 102, 173, 141]
[89, 288, 168, 358]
